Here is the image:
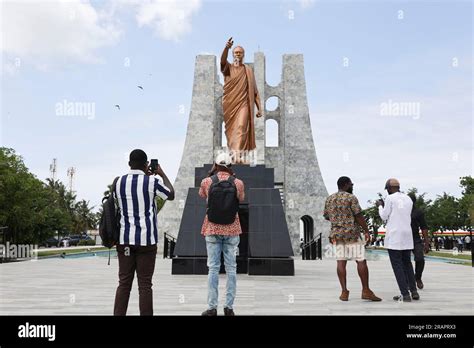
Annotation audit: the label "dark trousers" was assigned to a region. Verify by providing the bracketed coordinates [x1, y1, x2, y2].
[412, 241, 425, 281]
[388, 249, 417, 296]
[114, 244, 157, 316]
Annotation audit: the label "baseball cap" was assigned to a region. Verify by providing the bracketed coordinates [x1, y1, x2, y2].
[215, 152, 232, 168]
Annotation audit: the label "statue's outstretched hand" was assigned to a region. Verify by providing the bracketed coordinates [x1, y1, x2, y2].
[226, 37, 233, 49]
[256, 110, 262, 117]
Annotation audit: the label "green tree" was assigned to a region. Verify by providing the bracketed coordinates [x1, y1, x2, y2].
[362, 192, 383, 237]
[72, 199, 97, 233]
[458, 176, 474, 230]
[0, 147, 97, 244]
[45, 179, 74, 237]
[156, 197, 166, 212]
[426, 192, 463, 239]
[0, 148, 61, 243]
[406, 188, 431, 211]
[406, 187, 433, 236]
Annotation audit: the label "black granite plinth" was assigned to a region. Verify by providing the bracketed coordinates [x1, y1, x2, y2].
[171, 164, 294, 276]
[248, 258, 295, 276]
[172, 256, 248, 275]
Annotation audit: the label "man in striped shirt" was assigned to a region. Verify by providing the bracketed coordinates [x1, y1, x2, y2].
[113, 149, 174, 316]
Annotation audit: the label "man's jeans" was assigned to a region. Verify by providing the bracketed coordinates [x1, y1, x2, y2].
[205, 235, 240, 310]
[388, 249, 417, 296]
[412, 240, 425, 281]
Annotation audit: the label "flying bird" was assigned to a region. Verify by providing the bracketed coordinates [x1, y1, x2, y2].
[115, 105, 120, 110]
[137, 85, 143, 90]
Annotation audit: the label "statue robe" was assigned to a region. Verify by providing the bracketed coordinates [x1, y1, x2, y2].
[221, 61, 261, 152]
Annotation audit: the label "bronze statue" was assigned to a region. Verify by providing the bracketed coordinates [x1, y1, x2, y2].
[220, 37, 262, 162]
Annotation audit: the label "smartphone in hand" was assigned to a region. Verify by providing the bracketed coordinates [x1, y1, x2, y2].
[150, 159, 158, 172]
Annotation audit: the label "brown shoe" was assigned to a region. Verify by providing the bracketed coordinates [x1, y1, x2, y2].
[339, 290, 349, 301]
[361, 289, 382, 301]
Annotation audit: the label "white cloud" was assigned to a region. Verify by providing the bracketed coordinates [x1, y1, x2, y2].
[0, 0, 203, 73]
[134, 0, 201, 41]
[299, 0, 316, 9]
[1, 60, 19, 75]
[1, 0, 121, 70]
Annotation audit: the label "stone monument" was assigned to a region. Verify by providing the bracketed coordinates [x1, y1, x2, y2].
[158, 50, 330, 262]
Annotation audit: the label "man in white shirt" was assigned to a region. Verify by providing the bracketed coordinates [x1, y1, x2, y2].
[377, 178, 419, 302]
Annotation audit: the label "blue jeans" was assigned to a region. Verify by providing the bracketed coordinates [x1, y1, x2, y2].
[205, 235, 240, 310]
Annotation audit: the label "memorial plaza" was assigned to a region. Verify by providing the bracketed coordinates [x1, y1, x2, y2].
[0, 251, 471, 316]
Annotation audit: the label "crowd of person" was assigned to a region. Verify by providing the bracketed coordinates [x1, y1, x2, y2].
[108, 149, 470, 315]
[368, 234, 472, 252]
[433, 235, 471, 252]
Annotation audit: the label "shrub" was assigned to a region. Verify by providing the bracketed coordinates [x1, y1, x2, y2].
[78, 239, 96, 246]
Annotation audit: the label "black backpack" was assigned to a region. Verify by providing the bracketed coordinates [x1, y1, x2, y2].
[207, 174, 239, 224]
[99, 177, 120, 262]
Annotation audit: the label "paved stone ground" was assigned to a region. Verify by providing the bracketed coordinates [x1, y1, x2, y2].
[0, 255, 472, 315]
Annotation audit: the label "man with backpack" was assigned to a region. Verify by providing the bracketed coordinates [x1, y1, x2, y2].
[113, 149, 174, 316]
[199, 153, 244, 316]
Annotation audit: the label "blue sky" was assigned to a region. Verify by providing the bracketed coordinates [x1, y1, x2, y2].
[1, 0, 472, 210]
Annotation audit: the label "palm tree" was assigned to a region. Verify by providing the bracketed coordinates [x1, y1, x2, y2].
[363, 193, 384, 237]
[74, 199, 97, 233]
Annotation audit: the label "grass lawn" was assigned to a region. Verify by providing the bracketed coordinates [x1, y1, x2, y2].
[426, 251, 472, 260]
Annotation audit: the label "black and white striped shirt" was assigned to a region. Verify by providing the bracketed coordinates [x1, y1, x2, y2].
[115, 169, 171, 246]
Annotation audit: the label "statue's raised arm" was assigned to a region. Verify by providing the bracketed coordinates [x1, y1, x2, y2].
[221, 37, 233, 73]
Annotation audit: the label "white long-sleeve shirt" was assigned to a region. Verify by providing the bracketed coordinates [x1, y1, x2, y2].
[378, 192, 413, 250]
